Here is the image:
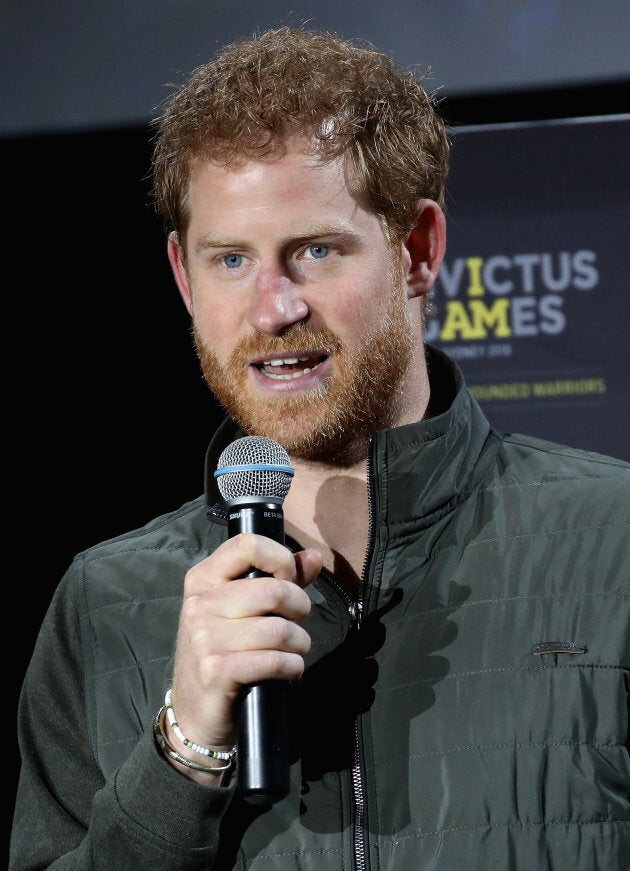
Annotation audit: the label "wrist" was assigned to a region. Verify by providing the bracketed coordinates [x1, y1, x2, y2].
[164, 687, 236, 759]
[152, 705, 236, 786]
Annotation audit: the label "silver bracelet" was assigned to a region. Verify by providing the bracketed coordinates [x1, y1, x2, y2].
[153, 706, 236, 774]
[164, 687, 237, 760]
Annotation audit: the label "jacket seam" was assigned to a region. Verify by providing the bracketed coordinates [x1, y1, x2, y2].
[388, 519, 628, 542]
[370, 818, 630, 843]
[387, 738, 628, 767]
[385, 662, 629, 693]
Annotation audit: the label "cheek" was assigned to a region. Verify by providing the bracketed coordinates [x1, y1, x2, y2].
[342, 267, 398, 325]
[191, 295, 244, 351]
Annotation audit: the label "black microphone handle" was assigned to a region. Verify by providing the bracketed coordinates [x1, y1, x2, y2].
[226, 499, 290, 805]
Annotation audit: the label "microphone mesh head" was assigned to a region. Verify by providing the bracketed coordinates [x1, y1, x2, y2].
[215, 436, 294, 503]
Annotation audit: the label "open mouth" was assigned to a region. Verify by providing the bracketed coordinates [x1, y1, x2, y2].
[255, 354, 327, 381]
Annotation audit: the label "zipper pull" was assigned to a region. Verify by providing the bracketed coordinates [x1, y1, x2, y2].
[349, 599, 363, 626]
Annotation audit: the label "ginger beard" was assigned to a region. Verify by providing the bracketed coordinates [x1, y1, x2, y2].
[193, 281, 416, 465]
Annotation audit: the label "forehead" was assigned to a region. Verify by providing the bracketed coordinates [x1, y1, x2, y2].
[192, 139, 345, 194]
[185, 139, 375, 237]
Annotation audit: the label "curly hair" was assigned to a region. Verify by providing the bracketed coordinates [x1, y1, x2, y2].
[151, 26, 450, 243]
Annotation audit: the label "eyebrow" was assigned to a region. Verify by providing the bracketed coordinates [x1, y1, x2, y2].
[196, 223, 360, 252]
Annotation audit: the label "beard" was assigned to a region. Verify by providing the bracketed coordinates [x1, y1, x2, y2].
[193, 284, 416, 466]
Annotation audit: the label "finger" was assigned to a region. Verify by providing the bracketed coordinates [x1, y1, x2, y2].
[174, 641, 309, 708]
[184, 573, 312, 621]
[222, 650, 304, 687]
[210, 614, 312, 655]
[187, 533, 297, 591]
[293, 548, 323, 588]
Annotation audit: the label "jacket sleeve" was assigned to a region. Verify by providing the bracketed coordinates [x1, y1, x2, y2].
[9, 569, 236, 871]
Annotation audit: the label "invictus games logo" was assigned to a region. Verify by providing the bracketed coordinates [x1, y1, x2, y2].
[426, 248, 598, 348]
[427, 248, 606, 403]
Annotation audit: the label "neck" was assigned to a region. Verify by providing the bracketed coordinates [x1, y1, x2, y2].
[283, 455, 370, 597]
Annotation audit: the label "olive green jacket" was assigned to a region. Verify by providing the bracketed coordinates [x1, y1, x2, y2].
[10, 347, 630, 870]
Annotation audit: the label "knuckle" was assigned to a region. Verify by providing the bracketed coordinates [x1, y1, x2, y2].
[235, 531, 258, 559]
[180, 594, 204, 621]
[265, 650, 291, 678]
[262, 576, 288, 609]
[199, 653, 229, 685]
[182, 561, 205, 592]
[265, 615, 291, 646]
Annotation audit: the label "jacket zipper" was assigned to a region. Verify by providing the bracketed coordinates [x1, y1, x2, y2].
[324, 437, 377, 871]
[325, 575, 367, 871]
[351, 642, 367, 871]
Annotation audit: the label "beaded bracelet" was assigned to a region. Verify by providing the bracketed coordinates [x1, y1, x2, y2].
[153, 706, 235, 774]
[164, 688, 237, 761]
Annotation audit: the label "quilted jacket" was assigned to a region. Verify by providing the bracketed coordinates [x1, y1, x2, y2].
[10, 346, 630, 869]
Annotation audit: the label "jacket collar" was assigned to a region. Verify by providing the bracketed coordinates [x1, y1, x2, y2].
[204, 345, 497, 526]
[368, 345, 498, 528]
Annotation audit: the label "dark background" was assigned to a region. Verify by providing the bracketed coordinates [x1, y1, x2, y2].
[3, 0, 629, 139]
[5, 0, 630, 859]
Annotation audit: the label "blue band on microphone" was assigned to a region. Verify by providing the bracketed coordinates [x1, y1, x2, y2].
[214, 463, 294, 479]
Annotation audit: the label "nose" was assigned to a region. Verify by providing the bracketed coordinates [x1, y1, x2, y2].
[247, 264, 309, 335]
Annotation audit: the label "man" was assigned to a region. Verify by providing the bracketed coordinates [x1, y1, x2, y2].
[10, 26, 629, 870]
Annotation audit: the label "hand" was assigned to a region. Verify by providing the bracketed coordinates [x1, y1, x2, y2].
[163, 533, 322, 781]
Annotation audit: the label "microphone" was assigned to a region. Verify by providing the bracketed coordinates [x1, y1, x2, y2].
[214, 435, 294, 805]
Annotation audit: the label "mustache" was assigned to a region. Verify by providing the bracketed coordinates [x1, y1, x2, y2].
[229, 324, 343, 361]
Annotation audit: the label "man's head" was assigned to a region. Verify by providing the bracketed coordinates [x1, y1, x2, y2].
[151, 26, 450, 249]
[154, 28, 448, 463]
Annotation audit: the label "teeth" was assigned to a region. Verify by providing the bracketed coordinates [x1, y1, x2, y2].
[265, 366, 315, 380]
[257, 355, 322, 380]
[263, 357, 309, 366]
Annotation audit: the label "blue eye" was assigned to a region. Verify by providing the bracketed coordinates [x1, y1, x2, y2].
[223, 253, 243, 268]
[308, 244, 329, 259]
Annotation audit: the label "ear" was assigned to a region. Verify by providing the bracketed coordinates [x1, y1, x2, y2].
[402, 199, 446, 300]
[167, 230, 194, 315]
